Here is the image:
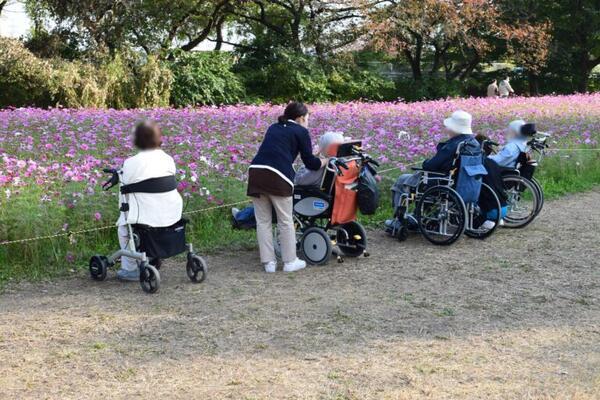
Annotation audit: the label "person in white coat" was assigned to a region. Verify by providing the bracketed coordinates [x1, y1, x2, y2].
[499, 77, 515, 98]
[116, 121, 183, 281]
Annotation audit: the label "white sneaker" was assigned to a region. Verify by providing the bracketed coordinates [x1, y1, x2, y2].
[231, 207, 240, 219]
[481, 220, 496, 230]
[283, 258, 306, 272]
[264, 261, 277, 273]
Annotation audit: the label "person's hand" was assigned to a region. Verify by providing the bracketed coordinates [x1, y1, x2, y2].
[320, 157, 328, 168]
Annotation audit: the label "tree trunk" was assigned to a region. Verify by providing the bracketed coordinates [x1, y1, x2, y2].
[528, 72, 539, 96]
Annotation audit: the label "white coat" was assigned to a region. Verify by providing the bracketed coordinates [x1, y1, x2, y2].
[116, 149, 183, 227]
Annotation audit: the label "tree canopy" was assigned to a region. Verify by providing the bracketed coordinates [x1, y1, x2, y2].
[1, 0, 597, 96]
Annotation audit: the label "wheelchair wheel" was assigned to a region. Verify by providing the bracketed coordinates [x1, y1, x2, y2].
[502, 175, 539, 229]
[336, 221, 367, 257]
[464, 183, 501, 240]
[89, 255, 108, 281]
[186, 254, 207, 283]
[531, 177, 544, 216]
[139, 263, 160, 294]
[300, 227, 332, 265]
[416, 186, 466, 246]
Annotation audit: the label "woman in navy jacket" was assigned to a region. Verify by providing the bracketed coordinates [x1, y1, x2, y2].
[247, 102, 325, 273]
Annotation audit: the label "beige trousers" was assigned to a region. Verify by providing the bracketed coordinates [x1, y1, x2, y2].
[253, 194, 296, 264]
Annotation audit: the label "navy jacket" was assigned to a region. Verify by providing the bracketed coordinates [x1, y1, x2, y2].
[250, 121, 321, 185]
[422, 134, 481, 173]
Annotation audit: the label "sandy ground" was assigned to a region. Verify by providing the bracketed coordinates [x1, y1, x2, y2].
[1, 191, 599, 400]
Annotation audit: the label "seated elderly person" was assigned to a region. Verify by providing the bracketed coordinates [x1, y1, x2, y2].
[232, 131, 346, 226]
[391, 110, 481, 210]
[294, 131, 346, 186]
[117, 121, 183, 281]
[489, 120, 537, 169]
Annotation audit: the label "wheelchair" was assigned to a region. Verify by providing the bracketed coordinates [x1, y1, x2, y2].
[482, 133, 549, 229]
[388, 142, 502, 246]
[89, 169, 207, 293]
[276, 141, 379, 265]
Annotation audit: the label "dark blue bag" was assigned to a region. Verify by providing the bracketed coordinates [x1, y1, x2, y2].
[455, 155, 487, 204]
[232, 206, 257, 229]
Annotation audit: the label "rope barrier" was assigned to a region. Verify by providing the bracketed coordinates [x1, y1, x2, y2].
[0, 147, 595, 246]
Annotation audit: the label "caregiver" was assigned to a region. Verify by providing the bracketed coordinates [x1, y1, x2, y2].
[247, 102, 326, 273]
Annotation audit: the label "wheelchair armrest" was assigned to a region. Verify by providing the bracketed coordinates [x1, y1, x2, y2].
[410, 166, 423, 171]
[421, 170, 449, 177]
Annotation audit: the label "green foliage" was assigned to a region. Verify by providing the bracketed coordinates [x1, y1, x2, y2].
[327, 54, 397, 102]
[169, 51, 245, 107]
[51, 60, 107, 108]
[135, 55, 172, 108]
[0, 38, 55, 107]
[0, 39, 172, 109]
[396, 77, 463, 101]
[237, 50, 397, 104]
[238, 50, 332, 103]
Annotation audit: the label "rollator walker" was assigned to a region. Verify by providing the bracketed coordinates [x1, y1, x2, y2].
[89, 169, 207, 293]
[388, 142, 502, 245]
[276, 141, 380, 264]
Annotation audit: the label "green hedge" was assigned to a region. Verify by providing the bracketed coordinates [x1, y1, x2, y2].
[0, 38, 171, 109]
[169, 51, 246, 107]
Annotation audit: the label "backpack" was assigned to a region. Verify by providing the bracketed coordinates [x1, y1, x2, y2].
[356, 165, 380, 215]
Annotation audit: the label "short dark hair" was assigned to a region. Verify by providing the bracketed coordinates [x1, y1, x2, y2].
[474, 133, 489, 144]
[134, 121, 162, 150]
[278, 101, 309, 124]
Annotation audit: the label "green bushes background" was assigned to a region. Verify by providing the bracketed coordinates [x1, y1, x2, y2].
[0, 38, 399, 109]
[2, 37, 598, 109]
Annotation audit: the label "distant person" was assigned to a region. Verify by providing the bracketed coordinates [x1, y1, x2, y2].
[499, 76, 515, 98]
[247, 101, 326, 273]
[487, 79, 499, 97]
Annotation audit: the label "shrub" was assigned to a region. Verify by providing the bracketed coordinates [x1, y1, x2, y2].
[169, 51, 245, 107]
[326, 54, 396, 101]
[134, 55, 172, 108]
[51, 60, 107, 108]
[0, 38, 55, 107]
[237, 50, 332, 103]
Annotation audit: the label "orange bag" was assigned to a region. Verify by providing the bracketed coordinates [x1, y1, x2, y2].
[331, 160, 360, 225]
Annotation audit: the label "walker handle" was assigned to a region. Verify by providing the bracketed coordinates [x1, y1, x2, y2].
[102, 168, 120, 191]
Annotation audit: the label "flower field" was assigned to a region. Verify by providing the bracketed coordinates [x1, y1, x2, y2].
[1, 94, 599, 280]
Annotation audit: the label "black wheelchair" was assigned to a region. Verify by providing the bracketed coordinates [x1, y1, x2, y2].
[276, 141, 380, 264]
[89, 169, 207, 293]
[388, 142, 502, 245]
[482, 133, 549, 229]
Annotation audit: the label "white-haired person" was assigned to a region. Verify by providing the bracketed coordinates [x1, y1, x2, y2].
[388, 110, 481, 228]
[232, 130, 347, 239]
[489, 120, 537, 169]
[294, 131, 346, 186]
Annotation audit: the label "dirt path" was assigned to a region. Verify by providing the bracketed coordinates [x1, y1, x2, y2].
[1, 191, 599, 400]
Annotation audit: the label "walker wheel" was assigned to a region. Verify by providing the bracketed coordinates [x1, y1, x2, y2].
[89, 255, 108, 281]
[186, 254, 207, 283]
[139, 263, 160, 294]
[337, 256, 344, 264]
[363, 251, 370, 258]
